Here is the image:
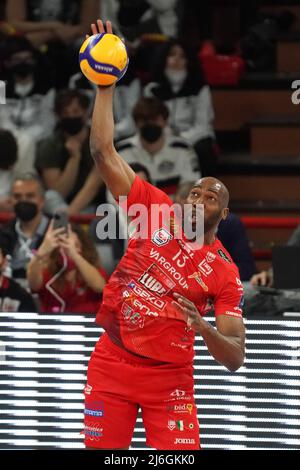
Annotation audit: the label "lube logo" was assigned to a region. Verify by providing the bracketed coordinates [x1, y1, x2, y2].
[139, 264, 175, 297]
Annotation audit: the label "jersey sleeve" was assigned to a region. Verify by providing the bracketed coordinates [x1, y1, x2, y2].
[213, 270, 244, 318]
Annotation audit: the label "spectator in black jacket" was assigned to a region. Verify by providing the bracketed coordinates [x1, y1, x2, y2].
[0, 173, 49, 288]
[0, 232, 37, 312]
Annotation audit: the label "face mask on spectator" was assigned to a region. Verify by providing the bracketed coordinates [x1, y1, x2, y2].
[164, 68, 187, 87]
[60, 117, 84, 136]
[14, 201, 38, 222]
[14, 80, 34, 97]
[140, 124, 163, 143]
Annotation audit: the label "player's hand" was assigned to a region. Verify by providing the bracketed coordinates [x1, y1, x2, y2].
[172, 292, 203, 332]
[65, 136, 82, 157]
[87, 19, 113, 39]
[250, 270, 273, 287]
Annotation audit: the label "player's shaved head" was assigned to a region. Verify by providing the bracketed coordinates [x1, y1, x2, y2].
[192, 177, 229, 209]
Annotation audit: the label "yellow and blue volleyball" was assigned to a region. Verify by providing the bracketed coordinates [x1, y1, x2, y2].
[79, 33, 129, 86]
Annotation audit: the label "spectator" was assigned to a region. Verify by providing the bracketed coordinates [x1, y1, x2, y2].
[116, 96, 200, 197]
[217, 213, 256, 282]
[174, 181, 256, 281]
[5, 0, 99, 87]
[0, 35, 55, 166]
[0, 129, 18, 212]
[117, 0, 181, 42]
[27, 222, 108, 313]
[0, 173, 49, 288]
[144, 39, 217, 176]
[69, 66, 141, 142]
[250, 224, 300, 287]
[0, 232, 37, 312]
[35, 89, 104, 215]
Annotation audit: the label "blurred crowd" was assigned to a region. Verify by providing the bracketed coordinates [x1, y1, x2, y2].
[0, 0, 297, 315]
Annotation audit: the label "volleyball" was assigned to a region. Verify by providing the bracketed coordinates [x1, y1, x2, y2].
[79, 33, 129, 86]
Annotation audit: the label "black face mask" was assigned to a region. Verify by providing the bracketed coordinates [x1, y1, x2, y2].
[60, 117, 84, 136]
[140, 124, 163, 143]
[14, 201, 38, 222]
[9, 62, 35, 78]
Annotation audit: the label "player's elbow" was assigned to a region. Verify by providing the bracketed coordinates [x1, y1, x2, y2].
[90, 140, 115, 166]
[227, 354, 245, 372]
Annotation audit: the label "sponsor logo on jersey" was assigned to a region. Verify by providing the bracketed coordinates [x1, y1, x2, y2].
[174, 438, 195, 445]
[188, 272, 208, 291]
[170, 389, 186, 398]
[168, 420, 176, 431]
[170, 342, 189, 350]
[225, 310, 242, 318]
[149, 249, 189, 289]
[127, 281, 166, 310]
[81, 423, 103, 439]
[218, 248, 232, 264]
[84, 402, 104, 418]
[152, 228, 173, 247]
[166, 403, 194, 414]
[198, 259, 213, 276]
[121, 302, 145, 328]
[139, 263, 175, 297]
[84, 384, 92, 395]
[206, 251, 216, 263]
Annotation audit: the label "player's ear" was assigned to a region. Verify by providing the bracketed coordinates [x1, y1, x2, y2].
[222, 208, 229, 220]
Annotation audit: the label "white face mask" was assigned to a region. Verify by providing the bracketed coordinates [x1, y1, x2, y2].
[164, 68, 187, 87]
[15, 81, 34, 97]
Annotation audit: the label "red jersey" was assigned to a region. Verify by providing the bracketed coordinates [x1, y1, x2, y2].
[96, 176, 243, 364]
[36, 267, 108, 314]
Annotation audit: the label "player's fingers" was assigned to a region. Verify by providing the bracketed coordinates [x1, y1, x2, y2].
[173, 293, 195, 309]
[106, 20, 113, 34]
[91, 23, 98, 35]
[96, 19, 105, 33]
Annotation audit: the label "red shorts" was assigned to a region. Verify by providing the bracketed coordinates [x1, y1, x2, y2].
[83, 333, 200, 450]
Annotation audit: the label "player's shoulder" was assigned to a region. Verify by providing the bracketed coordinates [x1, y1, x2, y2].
[213, 240, 240, 277]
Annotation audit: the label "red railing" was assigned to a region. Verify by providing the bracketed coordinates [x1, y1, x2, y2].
[1, 213, 300, 228]
[1, 213, 299, 260]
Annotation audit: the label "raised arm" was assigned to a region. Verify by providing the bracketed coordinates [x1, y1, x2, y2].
[89, 20, 136, 199]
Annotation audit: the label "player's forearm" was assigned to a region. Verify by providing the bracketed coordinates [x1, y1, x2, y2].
[197, 319, 245, 372]
[90, 86, 116, 164]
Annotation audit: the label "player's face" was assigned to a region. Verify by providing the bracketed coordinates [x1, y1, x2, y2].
[166, 45, 187, 71]
[11, 180, 44, 211]
[186, 181, 227, 233]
